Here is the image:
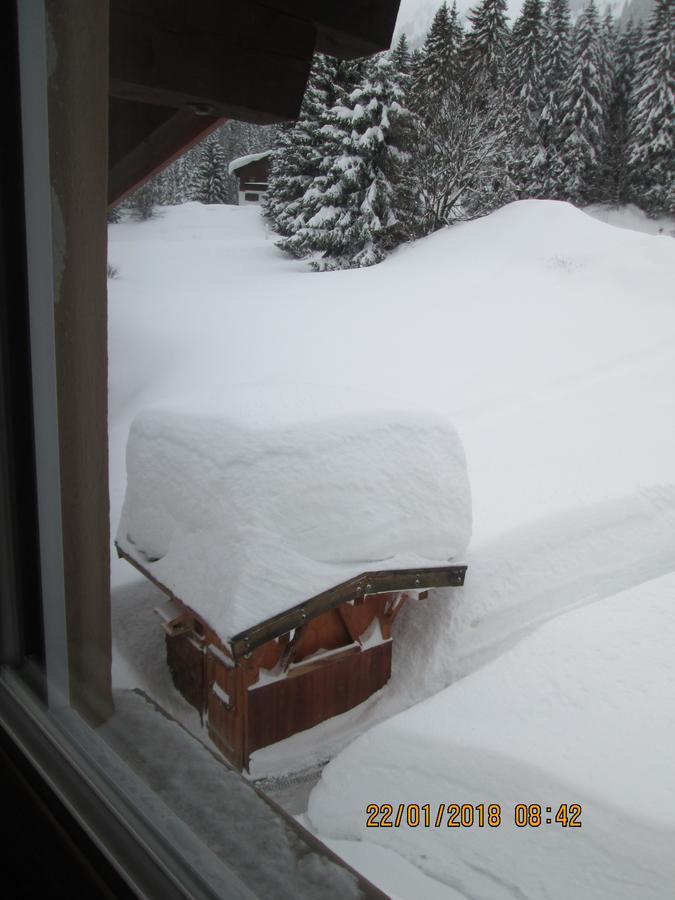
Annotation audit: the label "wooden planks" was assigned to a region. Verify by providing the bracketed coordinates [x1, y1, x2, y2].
[110, 0, 315, 122]
[247, 641, 392, 755]
[108, 100, 223, 205]
[165, 631, 205, 714]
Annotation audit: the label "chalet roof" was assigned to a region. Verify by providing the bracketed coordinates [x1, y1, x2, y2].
[116, 392, 472, 645]
[228, 151, 272, 176]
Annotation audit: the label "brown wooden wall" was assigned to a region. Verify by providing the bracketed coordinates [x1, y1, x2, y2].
[166, 632, 205, 713]
[247, 641, 392, 755]
[162, 590, 419, 769]
[236, 158, 269, 188]
[207, 647, 246, 768]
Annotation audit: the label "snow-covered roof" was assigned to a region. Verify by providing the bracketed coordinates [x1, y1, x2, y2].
[228, 150, 272, 176]
[116, 402, 471, 642]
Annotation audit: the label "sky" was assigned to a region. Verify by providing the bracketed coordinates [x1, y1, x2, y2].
[394, 0, 631, 45]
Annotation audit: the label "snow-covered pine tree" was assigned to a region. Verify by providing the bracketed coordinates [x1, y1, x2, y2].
[263, 53, 341, 237]
[599, 18, 643, 203]
[558, 0, 606, 204]
[408, 46, 425, 104]
[391, 32, 412, 76]
[410, 2, 463, 115]
[539, 0, 573, 196]
[461, 0, 510, 106]
[506, 0, 547, 196]
[459, 0, 515, 213]
[507, 0, 545, 116]
[263, 124, 300, 235]
[174, 150, 198, 203]
[599, 8, 618, 106]
[193, 134, 230, 204]
[281, 56, 413, 269]
[127, 180, 160, 221]
[626, 0, 674, 214]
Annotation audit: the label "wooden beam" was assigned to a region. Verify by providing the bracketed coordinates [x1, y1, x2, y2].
[259, 1, 402, 59]
[108, 99, 223, 205]
[230, 565, 467, 659]
[110, 0, 315, 123]
[336, 605, 362, 645]
[116, 542, 467, 662]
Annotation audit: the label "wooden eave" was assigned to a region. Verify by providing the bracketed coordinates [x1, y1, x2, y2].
[108, 0, 401, 204]
[115, 541, 466, 662]
[258, 1, 403, 60]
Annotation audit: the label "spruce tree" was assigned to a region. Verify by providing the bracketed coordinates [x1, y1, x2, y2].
[391, 33, 412, 76]
[600, 19, 643, 203]
[410, 2, 463, 115]
[626, 0, 674, 214]
[408, 47, 426, 109]
[507, 0, 547, 196]
[507, 0, 545, 116]
[127, 181, 160, 221]
[281, 56, 413, 269]
[263, 53, 341, 237]
[539, 0, 573, 196]
[558, 1, 606, 204]
[462, 0, 510, 105]
[193, 135, 229, 204]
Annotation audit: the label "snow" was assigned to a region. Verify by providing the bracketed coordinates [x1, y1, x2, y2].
[108, 197, 675, 896]
[211, 682, 231, 707]
[208, 643, 235, 668]
[307, 574, 675, 899]
[116, 404, 471, 640]
[227, 150, 271, 176]
[584, 202, 675, 237]
[299, 819, 463, 900]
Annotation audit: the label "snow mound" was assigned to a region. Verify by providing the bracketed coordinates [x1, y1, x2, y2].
[583, 202, 675, 238]
[308, 572, 675, 899]
[116, 402, 471, 638]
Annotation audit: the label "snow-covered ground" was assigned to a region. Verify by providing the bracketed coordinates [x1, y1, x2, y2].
[108, 199, 675, 897]
[308, 573, 675, 899]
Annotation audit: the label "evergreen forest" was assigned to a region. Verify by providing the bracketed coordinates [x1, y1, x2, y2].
[120, 0, 673, 272]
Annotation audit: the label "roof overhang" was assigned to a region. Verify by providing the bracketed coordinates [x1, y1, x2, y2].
[108, 0, 401, 204]
[115, 542, 466, 661]
[229, 565, 467, 658]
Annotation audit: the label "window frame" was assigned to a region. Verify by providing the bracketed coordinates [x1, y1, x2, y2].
[0, 3, 391, 897]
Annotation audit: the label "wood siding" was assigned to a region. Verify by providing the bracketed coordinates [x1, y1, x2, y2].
[235, 158, 269, 187]
[148, 583, 435, 769]
[247, 641, 392, 754]
[206, 646, 247, 769]
[165, 632, 205, 713]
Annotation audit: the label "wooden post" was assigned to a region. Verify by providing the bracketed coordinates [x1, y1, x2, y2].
[46, 0, 113, 723]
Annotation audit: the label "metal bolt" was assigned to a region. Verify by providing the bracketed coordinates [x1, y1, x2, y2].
[189, 102, 216, 116]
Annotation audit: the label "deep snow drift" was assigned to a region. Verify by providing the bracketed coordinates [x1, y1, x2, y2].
[307, 573, 675, 899]
[108, 199, 675, 897]
[116, 404, 471, 638]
